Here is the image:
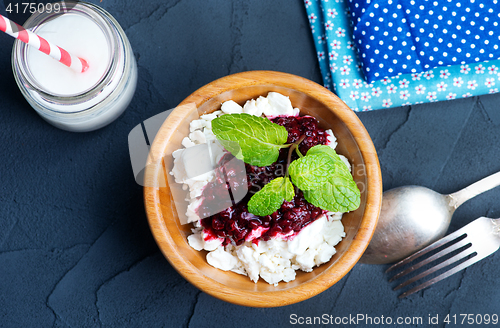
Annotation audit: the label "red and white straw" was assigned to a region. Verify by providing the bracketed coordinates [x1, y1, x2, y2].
[0, 14, 89, 73]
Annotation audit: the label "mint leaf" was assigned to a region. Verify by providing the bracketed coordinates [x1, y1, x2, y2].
[211, 113, 288, 167]
[303, 175, 360, 212]
[306, 144, 337, 157]
[283, 176, 295, 202]
[300, 145, 360, 212]
[248, 177, 295, 216]
[306, 145, 351, 176]
[288, 153, 335, 190]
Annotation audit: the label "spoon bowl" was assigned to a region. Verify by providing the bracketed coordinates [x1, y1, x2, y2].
[361, 171, 500, 264]
[361, 186, 453, 264]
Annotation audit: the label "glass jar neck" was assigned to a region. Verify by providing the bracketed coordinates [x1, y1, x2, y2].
[13, 1, 120, 105]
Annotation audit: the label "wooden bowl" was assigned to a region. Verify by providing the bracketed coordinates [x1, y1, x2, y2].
[144, 71, 382, 307]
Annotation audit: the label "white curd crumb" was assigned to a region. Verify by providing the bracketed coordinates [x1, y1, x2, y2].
[236, 246, 260, 283]
[181, 137, 195, 148]
[187, 230, 224, 252]
[287, 215, 326, 256]
[186, 198, 203, 223]
[242, 99, 264, 117]
[189, 181, 206, 198]
[203, 128, 216, 141]
[325, 129, 337, 149]
[187, 233, 204, 251]
[255, 96, 273, 115]
[231, 267, 247, 275]
[200, 113, 217, 121]
[314, 243, 336, 265]
[207, 247, 239, 271]
[189, 130, 206, 144]
[201, 231, 224, 251]
[221, 100, 243, 114]
[327, 212, 343, 221]
[189, 119, 206, 132]
[282, 267, 296, 282]
[323, 219, 346, 246]
[265, 92, 295, 117]
[260, 268, 285, 286]
[171, 149, 183, 160]
[295, 249, 317, 272]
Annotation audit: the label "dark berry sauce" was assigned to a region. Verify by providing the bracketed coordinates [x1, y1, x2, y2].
[197, 115, 329, 246]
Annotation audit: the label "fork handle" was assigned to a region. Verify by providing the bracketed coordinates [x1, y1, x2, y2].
[448, 171, 500, 209]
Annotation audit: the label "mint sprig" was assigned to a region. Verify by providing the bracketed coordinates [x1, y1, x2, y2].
[211, 113, 288, 167]
[211, 113, 361, 216]
[247, 177, 294, 216]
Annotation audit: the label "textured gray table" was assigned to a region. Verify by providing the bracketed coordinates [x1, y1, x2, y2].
[0, 1, 499, 327]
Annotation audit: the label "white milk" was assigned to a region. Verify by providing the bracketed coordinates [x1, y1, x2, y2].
[27, 14, 110, 97]
[12, 3, 137, 132]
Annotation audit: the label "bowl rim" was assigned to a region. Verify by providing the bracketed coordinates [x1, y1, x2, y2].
[144, 70, 382, 307]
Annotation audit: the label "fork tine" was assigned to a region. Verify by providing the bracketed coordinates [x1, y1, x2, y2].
[386, 228, 467, 273]
[388, 237, 471, 282]
[387, 217, 500, 298]
[393, 245, 475, 290]
[398, 254, 483, 298]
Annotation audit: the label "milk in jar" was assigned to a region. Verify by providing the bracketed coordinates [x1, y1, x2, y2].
[12, 1, 137, 132]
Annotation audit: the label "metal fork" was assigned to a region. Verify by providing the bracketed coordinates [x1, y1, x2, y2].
[386, 217, 500, 298]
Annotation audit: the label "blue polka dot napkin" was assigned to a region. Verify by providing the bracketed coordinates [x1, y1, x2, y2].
[305, 0, 500, 111]
[350, 0, 500, 82]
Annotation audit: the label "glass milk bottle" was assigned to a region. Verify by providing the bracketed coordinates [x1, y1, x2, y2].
[11, 1, 138, 132]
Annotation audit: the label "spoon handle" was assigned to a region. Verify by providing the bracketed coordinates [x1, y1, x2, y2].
[448, 171, 500, 209]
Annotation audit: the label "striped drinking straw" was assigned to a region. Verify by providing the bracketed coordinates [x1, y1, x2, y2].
[0, 14, 89, 73]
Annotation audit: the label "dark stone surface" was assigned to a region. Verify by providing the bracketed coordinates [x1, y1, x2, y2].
[0, 0, 499, 327]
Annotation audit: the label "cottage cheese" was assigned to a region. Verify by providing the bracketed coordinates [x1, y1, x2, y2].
[170, 92, 349, 285]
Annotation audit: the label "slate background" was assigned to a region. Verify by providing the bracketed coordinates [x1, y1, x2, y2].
[0, 0, 499, 327]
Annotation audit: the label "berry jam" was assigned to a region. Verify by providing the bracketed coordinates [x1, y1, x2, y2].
[197, 115, 329, 246]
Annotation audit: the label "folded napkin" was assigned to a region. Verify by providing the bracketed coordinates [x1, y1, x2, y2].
[305, 0, 500, 111]
[349, 0, 500, 82]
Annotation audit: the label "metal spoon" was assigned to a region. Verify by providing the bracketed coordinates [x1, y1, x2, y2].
[360, 171, 500, 264]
